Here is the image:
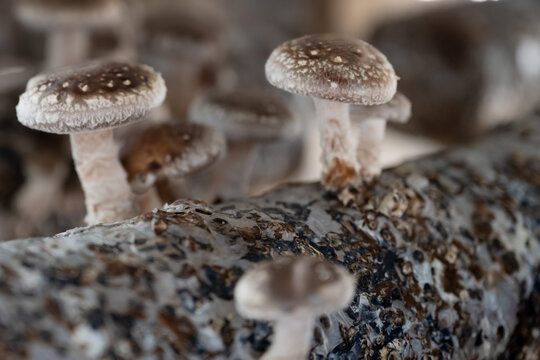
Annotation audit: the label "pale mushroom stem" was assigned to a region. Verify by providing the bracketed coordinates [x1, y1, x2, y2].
[47, 29, 89, 68]
[263, 315, 314, 360]
[313, 99, 359, 190]
[136, 186, 163, 213]
[70, 129, 138, 225]
[357, 117, 387, 182]
[217, 142, 258, 200]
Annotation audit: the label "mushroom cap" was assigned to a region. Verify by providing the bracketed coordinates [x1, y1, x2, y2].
[141, 10, 223, 61]
[351, 92, 412, 124]
[189, 89, 299, 142]
[15, 0, 122, 30]
[234, 257, 356, 320]
[122, 123, 226, 193]
[16, 60, 166, 134]
[265, 34, 398, 105]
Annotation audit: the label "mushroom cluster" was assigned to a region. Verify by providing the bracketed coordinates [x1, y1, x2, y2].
[11, 33, 409, 227]
[266, 34, 408, 191]
[3, 1, 419, 357]
[16, 60, 166, 224]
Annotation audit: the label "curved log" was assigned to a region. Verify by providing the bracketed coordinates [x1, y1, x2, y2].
[0, 115, 538, 359]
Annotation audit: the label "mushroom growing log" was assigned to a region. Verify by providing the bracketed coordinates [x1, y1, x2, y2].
[0, 114, 538, 359]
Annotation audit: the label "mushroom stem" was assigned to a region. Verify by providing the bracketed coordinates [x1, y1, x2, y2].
[136, 186, 162, 213]
[357, 117, 387, 182]
[70, 129, 138, 225]
[47, 29, 89, 68]
[313, 99, 359, 190]
[217, 142, 257, 200]
[263, 315, 314, 360]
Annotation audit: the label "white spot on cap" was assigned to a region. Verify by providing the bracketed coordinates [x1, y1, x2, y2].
[107, 80, 114, 88]
[331, 82, 338, 89]
[62, 82, 69, 88]
[44, 94, 58, 104]
[334, 56, 343, 63]
[39, 84, 47, 91]
[79, 83, 89, 92]
[310, 49, 319, 56]
[298, 60, 307, 66]
[123, 79, 131, 86]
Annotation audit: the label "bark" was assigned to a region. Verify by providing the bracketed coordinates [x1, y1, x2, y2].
[0, 115, 538, 359]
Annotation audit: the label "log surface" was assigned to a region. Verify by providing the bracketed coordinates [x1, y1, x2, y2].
[0, 116, 539, 359]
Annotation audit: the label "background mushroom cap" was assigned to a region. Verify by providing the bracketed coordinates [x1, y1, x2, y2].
[351, 92, 412, 124]
[235, 257, 356, 320]
[15, 0, 122, 30]
[16, 61, 166, 134]
[189, 89, 299, 142]
[122, 123, 226, 193]
[265, 34, 398, 105]
[141, 11, 223, 61]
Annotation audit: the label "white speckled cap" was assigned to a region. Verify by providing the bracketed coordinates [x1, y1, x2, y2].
[16, 60, 166, 134]
[189, 89, 299, 142]
[235, 257, 356, 319]
[122, 123, 226, 193]
[15, 0, 122, 30]
[265, 34, 398, 106]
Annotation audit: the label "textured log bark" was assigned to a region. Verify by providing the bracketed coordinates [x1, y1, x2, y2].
[0, 115, 538, 359]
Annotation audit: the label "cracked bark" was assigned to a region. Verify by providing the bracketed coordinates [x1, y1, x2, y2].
[0, 115, 538, 359]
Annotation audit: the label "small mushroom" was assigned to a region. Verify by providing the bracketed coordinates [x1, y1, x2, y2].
[234, 256, 356, 360]
[352, 92, 412, 181]
[15, 0, 122, 67]
[121, 122, 226, 210]
[16, 60, 166, 225]
[266, 34, 398, 191]
[189, 88, 299, 200]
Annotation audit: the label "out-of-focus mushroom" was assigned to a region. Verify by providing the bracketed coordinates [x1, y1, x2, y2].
[0, 57, 36, 94]
[352, 92, 412, 181]
[265, 34, 398, 192]
[16, 60, 166, 225]
[139, 1, 225, 118]
[15, 0, 122, 67]
[121, 122, 226, 210]
[0, 147, 24, 208]
[189, 88, 299, 200]
[0, 57, 37, 116]
[234, 256, 356, 359]
[14, 147, 68, 224]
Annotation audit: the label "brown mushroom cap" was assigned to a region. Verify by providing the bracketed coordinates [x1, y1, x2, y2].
[122, 123, 226, 193]
[265, 34, 398, 105]
[235, 257, 356, 320]
[16, 61, 166, 134]
[189, 89, 299, 142]
[15, 0, 121, 30]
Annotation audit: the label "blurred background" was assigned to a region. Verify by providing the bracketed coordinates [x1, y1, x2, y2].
[1, 0, 539, 239]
